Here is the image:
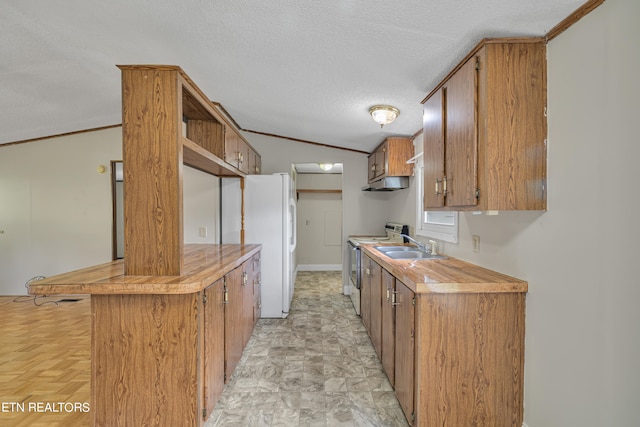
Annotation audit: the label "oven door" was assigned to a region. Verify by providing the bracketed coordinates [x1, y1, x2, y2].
[348, 240, 361, 289]
[348, 240, 361, 315]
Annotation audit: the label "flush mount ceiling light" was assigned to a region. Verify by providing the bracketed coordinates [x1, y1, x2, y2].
[369, 105, 400, 128]
[318, 163, 334, 171]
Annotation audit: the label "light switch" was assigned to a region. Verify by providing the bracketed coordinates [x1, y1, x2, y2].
[472, 235, 480, 253]
[199, 226, 207, 237]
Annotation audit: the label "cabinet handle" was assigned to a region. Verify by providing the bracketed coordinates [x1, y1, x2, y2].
[365, 268, 370, 275]
[442, 176, 448, 196]
[435, 179, 441, 195]
[391, 290, 399, 306]
[223, 288, 229, 304]
[386, 287, 390, 301]
[242, 272, 248, 286]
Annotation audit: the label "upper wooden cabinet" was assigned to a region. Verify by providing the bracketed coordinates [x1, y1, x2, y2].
[422, 39, 547, 211]
[368, 137, 414, 183]
[118, 65, 262, 275]
[223, 128, 260, 175]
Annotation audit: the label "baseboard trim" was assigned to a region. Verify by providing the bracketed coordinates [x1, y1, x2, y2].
[296, 264, 342, 271]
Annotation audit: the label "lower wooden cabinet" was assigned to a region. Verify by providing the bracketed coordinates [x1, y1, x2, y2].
[369, 259, 383, 359]
[252, 253, 262, 325]
[224, 265, 245, 382]
[360, 254, 372, 333]
[202, 279, 225, 420]
[416, 292, 525, 426]
[381, 269, 396, 387]
[223, 254, 261, 383]
[394, 280, 415, 425]
[212, 252, 261, 419]
[362, 257, 525, 427]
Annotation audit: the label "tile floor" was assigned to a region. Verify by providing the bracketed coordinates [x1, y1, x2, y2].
[205, 271, 409, 427]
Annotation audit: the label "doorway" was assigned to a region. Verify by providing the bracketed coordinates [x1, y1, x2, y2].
[293, 163, 343, 270]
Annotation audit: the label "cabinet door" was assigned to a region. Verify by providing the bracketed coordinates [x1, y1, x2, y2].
[255, 153, 262, 175]
[360, 255, 372, 332]
[423, 89, 446, 209]
[395, 280, 415, 425]
[203, 279, 225, 420]
[237, 139, 250, 174]
[444, 56, 478, 207]
[375, 144, 386, 178]
[224, 266, 244, 382]
[368, 153, 377, 182]
[249, 149, 257, 175]
[224, 127, 239, 169]
[381, 270, 396, 387]
[241, 259, 254, 347]
[369, 260, 383, 359]
[252, 253, 262, 324]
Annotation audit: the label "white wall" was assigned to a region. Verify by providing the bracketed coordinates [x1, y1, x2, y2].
[0, 128, 122, 294]
[296, 173, 342, 268]
[183, 166, 220, 244]
[402, 0, 640, 425]
[0, 129, 226, 295]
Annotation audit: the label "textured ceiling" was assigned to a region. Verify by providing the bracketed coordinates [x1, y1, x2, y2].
[1, 0, 586, 152]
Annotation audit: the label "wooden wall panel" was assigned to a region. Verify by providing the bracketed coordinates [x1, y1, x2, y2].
[91, 294, 200, 426]
[417, 292, 525, 426]
[121, 68, 183, 275]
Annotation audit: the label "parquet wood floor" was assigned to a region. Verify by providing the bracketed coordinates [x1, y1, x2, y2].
[0, 296, 91, 426]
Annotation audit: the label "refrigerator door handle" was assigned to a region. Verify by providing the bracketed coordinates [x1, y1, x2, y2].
[288, 198, 297, 252]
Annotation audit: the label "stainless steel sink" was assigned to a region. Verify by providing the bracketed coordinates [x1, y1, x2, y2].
[374, 246, 416, 253]
[374, 246, 447, 260]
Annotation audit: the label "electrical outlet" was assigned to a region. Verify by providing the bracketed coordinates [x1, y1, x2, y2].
[472, 235, 480, 253]
[199, 226, 207, 237]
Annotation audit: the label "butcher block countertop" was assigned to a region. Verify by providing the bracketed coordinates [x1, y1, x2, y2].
[360, 244, 527, 294]
[28, 244, 261, 295]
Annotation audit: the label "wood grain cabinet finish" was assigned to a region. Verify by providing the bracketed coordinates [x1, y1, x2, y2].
[367, 137, 414, 183]
[368, 258, 383, 360]
[224, 265, 246, 382]
[202, 279, 225, 421]
[360, 254, 373, 334]
[394, 280, 416, 425]
[241, 255, 255, 347]
[422, 39, 547, 211]
[120, 65, 263, 266]
[249, 148, 262, 175]
[223, 127, 260, 175]
[252, 253, 262, 325]
[415, 292, 525, 426]
[359, 255, 525, 427]
[381, 269, 396, 387]
[224, 254, 261, 383]
[92, 293, 201, 426]
[119, 65, 263, 275]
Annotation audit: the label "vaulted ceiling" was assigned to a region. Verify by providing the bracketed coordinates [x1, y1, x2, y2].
[2, 0, 586, 152]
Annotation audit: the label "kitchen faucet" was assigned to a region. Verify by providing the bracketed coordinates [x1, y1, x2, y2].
[400, 234, 438, 255]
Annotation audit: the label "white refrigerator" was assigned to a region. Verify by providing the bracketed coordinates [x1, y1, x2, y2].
[222, 173, 297, 318]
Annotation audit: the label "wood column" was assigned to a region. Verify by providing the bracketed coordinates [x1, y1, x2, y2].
[121, 67, 184, 276]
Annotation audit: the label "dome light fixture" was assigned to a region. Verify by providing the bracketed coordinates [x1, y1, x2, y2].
[369, 105, 400, 128]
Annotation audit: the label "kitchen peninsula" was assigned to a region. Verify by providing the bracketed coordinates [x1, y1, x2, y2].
[29, 244, 260, 425]
[30, 65, 263, 426]
[360, 244, 527, 426]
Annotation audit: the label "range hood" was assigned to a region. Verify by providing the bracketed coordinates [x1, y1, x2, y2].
[361, 176, 409, 191]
